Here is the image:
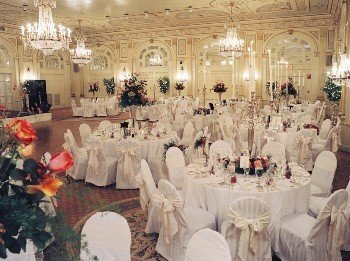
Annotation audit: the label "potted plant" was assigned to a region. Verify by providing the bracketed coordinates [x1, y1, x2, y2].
[323, 76, 342, 125]
[103, 77, 116, 97]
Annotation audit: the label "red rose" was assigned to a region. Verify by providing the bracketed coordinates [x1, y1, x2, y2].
[47, 151, 73, 174]
[7, 118, 37, 145]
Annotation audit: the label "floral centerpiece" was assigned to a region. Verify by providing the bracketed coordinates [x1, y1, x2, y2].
[234, 156, 270, 175]
[0, 118, 73, 258]
[103, 77, 116, 96]
[88, 82, 100, 97]
[280, 78, 297, 98]
[212, 81, 227, 103]
[163, 139, 188, 159]
[159, 76, 170, 94]
[174, 82, 185, 96]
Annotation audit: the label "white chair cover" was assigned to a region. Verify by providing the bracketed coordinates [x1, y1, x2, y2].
[148, 105, 159, 122]
[277, 190, 349, 261]
[182, 121, 195, 147]
[221, 197, 272, 261]
[79, 123, 92, 148]
[83, 102, 95, 118]
[319, 119, 332, 140]
[342, 180, 350, 251]
[71, 100, 84, 117]
[80, 212, 131, 261]
[116, 139, 141, 189]
[185, 228, 231, 261]
[64, 133, 88, 180]
[106, 97, 118, 116]
[290, 129, 314, 171]
[96, 102, 107, 117]
[166, 147, 187, 190]
[138, 160, 161, 234]
[261, 141, 286, 163]
[98, 120, 112, 131]
[85, 146, 117, 187]
[155, 180, 216, 261]
[310, 151, 337, 197]
[209, 140, 233, 162]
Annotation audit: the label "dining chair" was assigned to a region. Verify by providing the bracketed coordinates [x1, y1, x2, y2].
[261, 141, 286, 163]
[79, 123, 92, 148]
[71, 100, 84, 117]
[166, 147, 186, 191]
[209, 140, 233, 161]
[185, 228, 231, 261]
[98, 120, 112, 130]
[276, 189, 348, 261]
[81, 212, 131, 261]
[310, 151, 337, 197]
[182, 120, 195, 147]
[318, 119, 332, 141]
[221, 197, 272, 261]
[155, 180, 216, 261]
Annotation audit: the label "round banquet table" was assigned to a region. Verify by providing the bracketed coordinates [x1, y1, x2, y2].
[85, 132, 178, 161]
[183, 164, 311, 251]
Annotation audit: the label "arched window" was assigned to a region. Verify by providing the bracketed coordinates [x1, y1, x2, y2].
[39, 53, 64, 70]
[90, 49, 113, 70]
[0, 44, 13, 68]
[138, 46, 169, 68]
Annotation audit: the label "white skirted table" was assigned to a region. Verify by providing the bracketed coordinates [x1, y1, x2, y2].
[86, 132, 178, 161]
[183, 164, 311, 252]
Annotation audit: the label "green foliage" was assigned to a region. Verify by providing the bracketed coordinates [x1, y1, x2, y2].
[103, 77, 116, 95]
[158, 76, 170, 94]
[323, 76, 341, 102]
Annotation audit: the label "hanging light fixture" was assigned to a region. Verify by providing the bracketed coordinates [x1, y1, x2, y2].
[20, 0, 72, 56]
[219, 1, 244, 56]
[70, 20, 92, 67]
[176, 61, 188, 83]
[149, 52, 162, 66]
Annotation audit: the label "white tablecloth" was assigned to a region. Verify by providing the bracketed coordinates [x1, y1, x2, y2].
[86, 132, 178, 161]
[183, 165, 311, 251]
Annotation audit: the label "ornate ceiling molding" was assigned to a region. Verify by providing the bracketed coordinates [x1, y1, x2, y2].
[85, 16, 334, 42]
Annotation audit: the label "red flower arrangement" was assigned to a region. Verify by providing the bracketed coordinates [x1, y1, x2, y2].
[212, 81, 227, 93]
[174, 82, 185, 91]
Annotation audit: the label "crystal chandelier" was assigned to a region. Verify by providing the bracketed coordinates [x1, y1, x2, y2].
[149, 52, 162, 66]
[219, 1, 244, 56]
[329, 50, 350, 87]
[70, 20, 92, 67]
[20, 0, 72, 56]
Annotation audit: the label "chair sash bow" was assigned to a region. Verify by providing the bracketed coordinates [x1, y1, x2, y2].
[318, 203, 350, 260]
[294, 135, 313, 165]
[227, 210, 271, 261]
[118, 147, 140, 183]
[152, 190, 187, 244]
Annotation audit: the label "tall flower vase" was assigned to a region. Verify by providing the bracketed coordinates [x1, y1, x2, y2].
[177, 90, 181, 96]
[331, 101, 339, 126]
[218, 92, 222, 104]
[129, 105, 137, 127]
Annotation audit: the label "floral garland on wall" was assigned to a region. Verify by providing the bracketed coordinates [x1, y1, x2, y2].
[323, 76, 342, 102]
[119, 74, 149, 108]
[0, 118, 73, 258]
[103, 77, 116, 95]
[158, 76, 170, 94]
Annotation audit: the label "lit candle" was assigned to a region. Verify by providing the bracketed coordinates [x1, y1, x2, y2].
[274, 65, 277, 88]
[293, 72, 296, 83]
[203, 65, 206, 87]
[286, 63, 288, 95]
[277, 61, 280, 90]
[298, 71, 301, 86]
[268, 49, 273, 101]
[303, 73, 305, 86]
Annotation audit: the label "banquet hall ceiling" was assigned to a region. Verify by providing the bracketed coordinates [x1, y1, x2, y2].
[0, 0, 341, 36]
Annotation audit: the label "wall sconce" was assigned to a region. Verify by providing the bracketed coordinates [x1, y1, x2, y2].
[119, 67, 128, 82]
[24, 66, 33, 80]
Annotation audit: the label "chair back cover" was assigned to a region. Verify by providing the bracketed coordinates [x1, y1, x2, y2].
[139, 159, 157, 210]
[319, 119, 332, 140]
[182, 121, 195, 146]
[209, 140, 233, 160]
[166, 147, 186, 189]
[79, 123, 92, 148]
[311, 151, 337, 196]
[98, 120, 112, 130]
[66, 129, 80, 152]
[290, 129, 314, 170]
[156, 180, 188, 243]
[81, 212, 131, 261]
[221, 197, 271, 261]
[185, 228, 231, 261]
[324, 126, 341, 153]
[313, 190, 349, 261]
[261, 141, 286, 162]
